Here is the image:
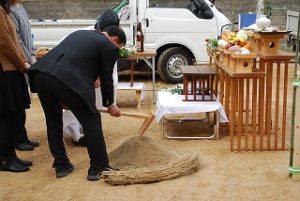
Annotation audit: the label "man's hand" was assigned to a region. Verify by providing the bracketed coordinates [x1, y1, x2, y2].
[107, 104, 121, 117]
[94, 77, 100, 88]
[61, 102, 69, 110]
[21, 62, 31, 73]
[31, 56, 37, 64]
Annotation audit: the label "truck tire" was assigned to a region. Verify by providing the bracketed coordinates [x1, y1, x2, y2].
[157, 47, 193, 83]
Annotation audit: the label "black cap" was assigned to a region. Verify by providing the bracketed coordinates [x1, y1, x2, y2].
[95, 9, 120, 31]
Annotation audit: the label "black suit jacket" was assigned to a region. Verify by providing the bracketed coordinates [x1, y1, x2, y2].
[29, 30, 118, 113]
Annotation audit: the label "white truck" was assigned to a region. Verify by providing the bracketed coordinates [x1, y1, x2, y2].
[30, 0, 231, 83]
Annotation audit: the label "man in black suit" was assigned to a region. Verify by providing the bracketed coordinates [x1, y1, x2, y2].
[28, 25, 126, 181]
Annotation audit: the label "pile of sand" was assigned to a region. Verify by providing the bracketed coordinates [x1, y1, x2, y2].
[102, 136, 199, 185]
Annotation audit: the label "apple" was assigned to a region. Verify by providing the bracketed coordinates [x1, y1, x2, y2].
[225, 43, 233, 50]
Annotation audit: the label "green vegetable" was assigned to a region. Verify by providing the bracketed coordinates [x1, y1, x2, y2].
[206, 38, 218, 52]
[169, 85, 183, 95]
[209, 38, 218, 47]
[119, 47, 134, 58]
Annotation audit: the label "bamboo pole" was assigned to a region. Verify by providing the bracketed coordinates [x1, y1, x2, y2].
[289, 9, 300, 177]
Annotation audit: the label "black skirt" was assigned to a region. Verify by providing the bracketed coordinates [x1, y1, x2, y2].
[0, 70, 31, 113]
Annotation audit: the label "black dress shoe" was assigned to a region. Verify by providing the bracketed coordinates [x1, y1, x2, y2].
[87, 165, 119, 181]
[0, 159, 30, 172]
[14, 156, 33, 166]
[26, 140, 39, 147]
[16, 142, 34, 151]
[55, 163, 74, 178]
[72, 136, 86, 147]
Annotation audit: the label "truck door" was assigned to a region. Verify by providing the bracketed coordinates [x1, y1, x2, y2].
[144, 0, 217, 57]
[142, 0, 218, 83]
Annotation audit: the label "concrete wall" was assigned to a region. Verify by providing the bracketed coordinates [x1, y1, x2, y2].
[214, 0, 300, 28]
[22, 0, 119, 19]
[23, 0, 300, 27]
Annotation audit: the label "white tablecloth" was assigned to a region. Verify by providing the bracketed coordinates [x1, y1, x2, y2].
[155, 91, 229, 122]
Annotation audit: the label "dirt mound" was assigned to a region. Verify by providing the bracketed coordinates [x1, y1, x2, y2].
[108, 136, 176, 169]
[103, 136, 199, 185]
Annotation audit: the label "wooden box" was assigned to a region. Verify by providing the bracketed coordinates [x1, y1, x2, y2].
[244, 31, 256, 52]
[223, 49, 233, 68]
[230, 52, 256, 73]
[217, 46, 224, 62]
[180, 65, 217, 101]
[254, 32, 288, 54]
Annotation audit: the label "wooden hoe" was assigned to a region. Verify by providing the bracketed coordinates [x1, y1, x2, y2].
[97, 109, 155, 136]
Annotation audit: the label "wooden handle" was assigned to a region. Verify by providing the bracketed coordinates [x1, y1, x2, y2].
[97, 109, 149, 119]
[138, 113, 155, 136]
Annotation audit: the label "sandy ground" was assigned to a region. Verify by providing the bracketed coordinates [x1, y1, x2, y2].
[1, 73, 300, 201]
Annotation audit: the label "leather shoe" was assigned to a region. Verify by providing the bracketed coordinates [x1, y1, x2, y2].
[0, 159, 30, 172]
[26, 140, 39, 147]
[55, 163, 74, 178]
[72, 136, 86, 147]
[16, 142, 34, 151]
[87, 165, 118, 181]
[14, 156, 33, 166]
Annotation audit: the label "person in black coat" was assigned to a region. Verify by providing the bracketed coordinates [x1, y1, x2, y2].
[63, 8, 121, 147]
[28, 25, 126, 181]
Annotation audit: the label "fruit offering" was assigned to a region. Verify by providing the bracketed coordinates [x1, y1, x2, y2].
[219, 30, 251, 52]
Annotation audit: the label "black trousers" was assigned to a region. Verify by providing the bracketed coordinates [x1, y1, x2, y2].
[0, 112, 17, 160]
[15, 110, 29, 144]
[32, 72, 109, 170]
[0, 69, 30, 160]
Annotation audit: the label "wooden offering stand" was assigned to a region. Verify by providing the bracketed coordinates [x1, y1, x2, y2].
[253, 31, 294, 151]
[216, 58, 266, 152]
[180, 65, 217, 101]
[215, 30, 293, 152]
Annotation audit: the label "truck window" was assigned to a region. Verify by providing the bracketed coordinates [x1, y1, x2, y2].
[149, 0, 214, 20]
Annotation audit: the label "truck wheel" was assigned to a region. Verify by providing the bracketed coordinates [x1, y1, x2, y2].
[157, 47, 193, 83]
